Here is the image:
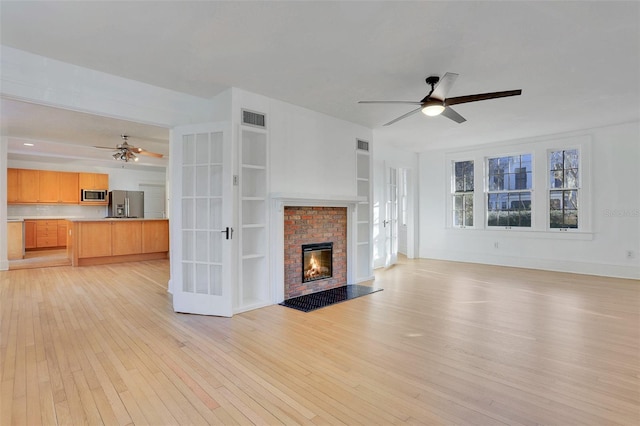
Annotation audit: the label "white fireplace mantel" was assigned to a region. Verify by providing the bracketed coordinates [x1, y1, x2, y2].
[270, 193, 362, 303]
[270, 192, 366, 209]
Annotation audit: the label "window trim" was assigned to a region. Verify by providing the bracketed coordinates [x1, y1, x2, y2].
[546, 145, 586, 232]
[443, 134, 592, 236]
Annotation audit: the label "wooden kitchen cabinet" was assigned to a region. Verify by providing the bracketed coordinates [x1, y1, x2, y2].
[69, 219, 168, 266]
[112, 221, 142, 256]
[38, 171, 60, 203]
[19, 169, 40, 202]
[7, 168, 19, 203]
[36, 220, 59, 248]
[78, 222, 112, 258]
[142, 220, 169, 253]
[8, 168, 81, 204]
[59, 172, 80, 203]
[79, 172, 109, 190]
[58, 220, 68, 247]
[24, 220, 37, 249]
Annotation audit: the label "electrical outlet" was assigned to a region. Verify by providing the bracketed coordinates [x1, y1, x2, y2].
[626, 250, 635, 259]
[494, 241, 499, 249]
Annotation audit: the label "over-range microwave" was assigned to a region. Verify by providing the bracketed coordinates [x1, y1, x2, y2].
[81, 189, 108, 202]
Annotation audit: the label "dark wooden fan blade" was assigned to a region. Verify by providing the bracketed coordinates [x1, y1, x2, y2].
[445, 89, 522, 106]
[441, 106, 466, 123]
[358, 100, 422, 105]
[383, 107, 422, 126]
[431, 72, 459, 100]
[138, 150, 164, 158]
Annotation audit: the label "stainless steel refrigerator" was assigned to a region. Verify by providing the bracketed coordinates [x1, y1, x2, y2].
[108, 190, 144, 218]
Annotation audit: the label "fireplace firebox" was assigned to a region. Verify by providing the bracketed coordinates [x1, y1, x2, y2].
[302, 242, 333, 283]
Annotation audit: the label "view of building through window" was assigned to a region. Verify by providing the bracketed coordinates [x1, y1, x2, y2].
[487, 154, 532, 227]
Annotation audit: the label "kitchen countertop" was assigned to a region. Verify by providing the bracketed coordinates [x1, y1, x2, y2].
[67, 217, 168, 222]
[7, 216, 84, 221]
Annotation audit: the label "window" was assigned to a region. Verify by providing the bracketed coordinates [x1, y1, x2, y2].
[549, 149, 579, 228]
[487, 154, 532, 227]
[452, 160, 474, 227]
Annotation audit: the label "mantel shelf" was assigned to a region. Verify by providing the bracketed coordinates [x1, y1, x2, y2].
[270, 192, 367, 205]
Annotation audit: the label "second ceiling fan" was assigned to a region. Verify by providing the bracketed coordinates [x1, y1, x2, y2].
[359, 72, 522, 126]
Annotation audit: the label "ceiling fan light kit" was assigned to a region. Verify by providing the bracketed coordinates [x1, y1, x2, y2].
[94, 134, 162, 162]
[421, 100, 445, 116]
[358, 72, 522, 126]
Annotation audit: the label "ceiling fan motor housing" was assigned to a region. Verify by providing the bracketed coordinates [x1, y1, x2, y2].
[425, 76, 440, 86]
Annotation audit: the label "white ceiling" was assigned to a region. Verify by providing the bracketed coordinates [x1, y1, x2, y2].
[1, 1, 639, 162]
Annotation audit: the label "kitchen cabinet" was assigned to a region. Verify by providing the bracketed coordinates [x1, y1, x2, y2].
[59, 172, 80, 203]
[38, 171, 60, 203]
[69, 219, 169, 266]
[111, 221, 142, 256]
[7, 221, 24, 260]
[36, 220, 59, 248]
[142, 220, 169, 253]
[58, 220, 68, 247]
[8, 168, 80, 204]
[19, 169, 40, 202]
[24, 220, 37, 249]
[7, 168, 19, 203]
[78, 222, 112, 258]
[39, 171, 80, 204]
[79, 172, 109, 190]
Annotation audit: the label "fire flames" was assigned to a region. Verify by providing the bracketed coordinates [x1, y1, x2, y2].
[304, 253, 329, 280]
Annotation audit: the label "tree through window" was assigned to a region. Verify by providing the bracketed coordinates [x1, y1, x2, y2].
[453, 160, 474, 227]
[549, 149, 579, 228]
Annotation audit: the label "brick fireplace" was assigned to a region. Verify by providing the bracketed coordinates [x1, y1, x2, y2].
[271, 194, 359, 304]
[284, 206, 347, 298]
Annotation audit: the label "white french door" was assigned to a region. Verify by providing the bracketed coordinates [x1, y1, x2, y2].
[384, 164, 399, 267]
[171, 122, 234, 317]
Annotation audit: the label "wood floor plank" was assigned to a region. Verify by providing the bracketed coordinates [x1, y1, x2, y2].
[1, 257, 638, 425]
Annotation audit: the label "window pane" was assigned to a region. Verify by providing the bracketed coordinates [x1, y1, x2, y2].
[566, 168, 579, 188]
[453, 210, 463, 227]
[453, 161, 474, 227]
[549, 189, 578, 228]
[564, 149, 579, 169]
[548, 149, 580, 229]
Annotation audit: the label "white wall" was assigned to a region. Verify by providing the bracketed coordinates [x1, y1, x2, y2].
[371, 140, 419, 267]
[232, 88, 373, 197]
[418, 121, 640, 279]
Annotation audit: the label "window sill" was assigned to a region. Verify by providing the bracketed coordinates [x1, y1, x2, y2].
[448, 227, 593, 241]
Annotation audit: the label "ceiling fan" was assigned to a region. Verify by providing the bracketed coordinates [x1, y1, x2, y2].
[94, 135, 163, 162]
[358, 72, 522, 126]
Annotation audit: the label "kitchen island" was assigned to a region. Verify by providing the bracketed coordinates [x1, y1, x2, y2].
[67, 218, 169, 266]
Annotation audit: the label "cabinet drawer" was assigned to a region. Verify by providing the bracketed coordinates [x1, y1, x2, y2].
[36, 220, 59, 227]
[36, 236, 58, 248]
[36, 227, 58, 235]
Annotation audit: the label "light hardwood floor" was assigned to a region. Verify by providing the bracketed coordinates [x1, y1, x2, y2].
[1, 257, 638, 425]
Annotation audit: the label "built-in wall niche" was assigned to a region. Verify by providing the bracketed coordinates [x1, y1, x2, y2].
[355, 142, 373, 282]
[237, 126, 270, 312]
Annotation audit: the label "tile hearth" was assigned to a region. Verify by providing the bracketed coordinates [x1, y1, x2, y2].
[279, 284, 383, 312]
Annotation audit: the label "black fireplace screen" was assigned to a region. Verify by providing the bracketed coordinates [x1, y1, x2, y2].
[302, 242, 333, 283]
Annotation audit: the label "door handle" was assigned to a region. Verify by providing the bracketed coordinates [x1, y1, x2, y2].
[221, 227, 234, 240]
[383, 220, 389, 227]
